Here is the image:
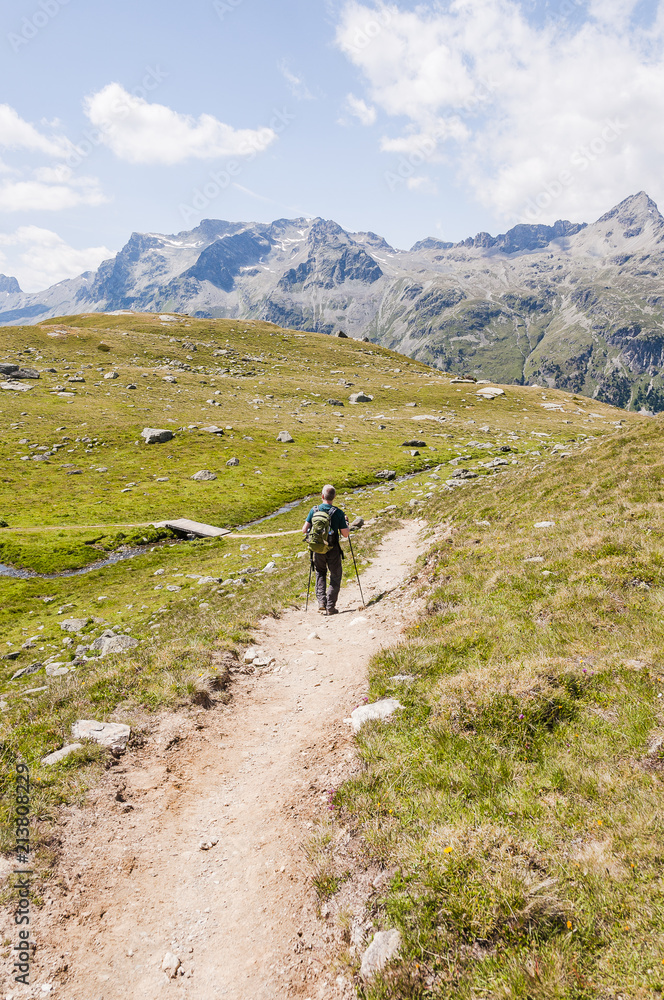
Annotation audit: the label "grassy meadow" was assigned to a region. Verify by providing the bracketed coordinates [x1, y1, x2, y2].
[2, 310, 660, 998]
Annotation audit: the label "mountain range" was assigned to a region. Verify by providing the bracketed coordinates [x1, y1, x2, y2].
[2, 191, 664, 411]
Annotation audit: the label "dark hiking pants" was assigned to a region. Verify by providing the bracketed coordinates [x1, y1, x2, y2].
[313, 546, 343, 609]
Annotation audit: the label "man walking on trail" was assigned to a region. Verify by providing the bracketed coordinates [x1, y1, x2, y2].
[303, 484, 350, 615]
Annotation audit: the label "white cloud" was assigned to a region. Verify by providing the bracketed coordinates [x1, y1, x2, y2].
[0, 226, 113, 292]
[279, 62, 315, 101]
[0, 104, 71, 158]
[336, 1, 664, 223]
[84, 83, 278, 165]
[0, 171, 105, 212]
[406, 175, 438, 194]
[345, 93, 377, 126]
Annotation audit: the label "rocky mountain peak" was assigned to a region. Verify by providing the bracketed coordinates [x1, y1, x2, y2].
[597, 191, 662, 227]
[0, 274, 21, 294]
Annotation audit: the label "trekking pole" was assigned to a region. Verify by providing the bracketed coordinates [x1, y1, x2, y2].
[305, 554, 313, 611]
[347, 533, 365, 608]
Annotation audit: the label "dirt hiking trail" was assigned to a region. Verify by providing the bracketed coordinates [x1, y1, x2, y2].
[19, 520, 427, 1000]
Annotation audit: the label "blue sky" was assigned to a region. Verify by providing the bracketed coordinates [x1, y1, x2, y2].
[1, 0, 663, 290]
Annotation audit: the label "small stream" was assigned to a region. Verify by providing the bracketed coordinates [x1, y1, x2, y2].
[0, 463, 442, 580]
[0, 547, 145, 581]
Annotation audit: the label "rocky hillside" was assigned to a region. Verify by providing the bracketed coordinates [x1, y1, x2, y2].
[2, 192, 664, 410]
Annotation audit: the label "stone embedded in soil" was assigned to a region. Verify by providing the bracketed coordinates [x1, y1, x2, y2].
[402, 439, 426, 447]
[42, 743, 83, 766]
[161, 952, 181, 979]
[72, 719, 131, 751]
[199, 837, 219, 851]
[99, 635, 139, 656]
[327, 399, 344, 407]
[360, 929, 402, 979]
[141, 427, 174, 445]
[276, 430, 294, 443]
[349, 391, 373, 403]
[60, 618, 90, 633]
[376, 470, 396, 480]
[349, 698, 403, 732]
[11, 662, 43, 680]
[191, 470, 217, 481]
[534, 520, 556, 528]
[226, 457, 240, 467]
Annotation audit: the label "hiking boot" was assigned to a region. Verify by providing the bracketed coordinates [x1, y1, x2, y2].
[317, 604, 327, 614]
[327, 606, 339, 615]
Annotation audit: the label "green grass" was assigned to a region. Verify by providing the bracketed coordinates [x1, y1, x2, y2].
[2, 310, 655, 993]
[328, 418, 664, 998]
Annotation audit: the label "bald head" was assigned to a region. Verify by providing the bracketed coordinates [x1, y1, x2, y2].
[322, 484, 336, 502]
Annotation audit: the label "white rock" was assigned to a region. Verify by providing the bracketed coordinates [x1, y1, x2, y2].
[1, 381, 32, 391]
[349, 391, 373, 403]
[100, 635, 139, 656]
[161, 952, 181, 979]
[154, 568, 165, 576]
[72, 720, 131, 751]
[349, 616, 367, 626]
[45, 664, 69, 677]
[103, 371, 119, 380]
[360, 929, 402, 979]
[307, 631, 320, 640]
[391, 674, 416, 683]
[349, 698, 403, 732]
[191, 470, 217, 481]
[60, 618, 89, 633]
[199, 837, 219, 851]
[263, 561, 276, 572]
[534, 521, 556, 528]
[166, 585, 181, 592]
[476, 386, 505, 398]
[42, 744, 83, 766]
[197, 576, 218, 585]
[525, 556, 545, 562]
[141, 427, 173, 445]
[276, 431, 294, 443]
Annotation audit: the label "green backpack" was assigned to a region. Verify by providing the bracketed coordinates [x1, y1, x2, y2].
[307, 505, 337, 554]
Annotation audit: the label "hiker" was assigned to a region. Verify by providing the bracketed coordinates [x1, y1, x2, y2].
[303, 484, 350, 615]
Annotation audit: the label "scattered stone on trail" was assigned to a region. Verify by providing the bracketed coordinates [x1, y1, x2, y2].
[402, 439, 426, 447]
[199, 837, 219, 851]
[60, 618, 90, 633]
[191, 470, 217, 481]
[360, 929, 402, 980]
[376, 470, 396, 480]
[327, 399, 344, 407]
[349, 391, 373, 403]
[226, 457, 240, 467]
[350, 517, 364, 529]
[244, 646, 266, 663]
[349, 616, 368, 626]
[72, 720, 131, 751]
[161, 952, 182, 979]
[103, 371, 119, 380]
[308, 631, 320, 641]
[12, 662, 43, 680]
[141, 428, 174, 445]
[535, 521, 556, 528]
[276, 430, 294, 443]
[42, 744, 83, 767]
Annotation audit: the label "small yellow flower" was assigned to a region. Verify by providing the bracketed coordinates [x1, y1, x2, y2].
[444, 846, 453, 854]
[567, 921, 572, 929]
[597, 819, 603, 826]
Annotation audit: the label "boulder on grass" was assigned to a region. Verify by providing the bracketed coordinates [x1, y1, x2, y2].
[276, 431, 294, 443]
[141, 428, 174, 445]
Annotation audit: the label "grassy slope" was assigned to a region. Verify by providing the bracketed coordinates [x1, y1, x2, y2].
[331, 418, 664, 999]
[2, 312, 656, 995]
